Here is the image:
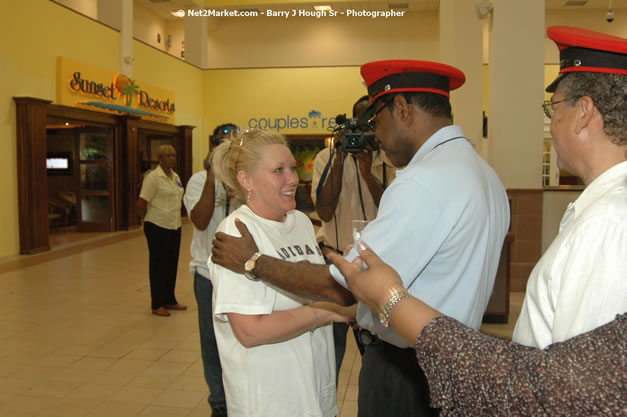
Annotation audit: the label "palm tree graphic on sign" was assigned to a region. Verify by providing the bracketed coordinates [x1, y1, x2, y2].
[308, 110, 321, 127]
[114, 74, 140, 107]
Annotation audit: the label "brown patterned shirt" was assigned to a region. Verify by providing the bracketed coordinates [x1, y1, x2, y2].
[416, 314, 626, 416]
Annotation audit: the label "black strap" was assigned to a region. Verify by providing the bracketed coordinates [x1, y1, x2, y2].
[382, 162, 387, 190]
[316, 149, 335, 200]
[223, 182, 230, 215]
[353, 157, 367, 220]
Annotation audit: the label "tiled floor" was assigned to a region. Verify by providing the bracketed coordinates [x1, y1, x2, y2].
[0, 224, 522, 417]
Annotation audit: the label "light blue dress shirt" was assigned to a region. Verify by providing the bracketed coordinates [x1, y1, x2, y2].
[330, 125, 510, 348]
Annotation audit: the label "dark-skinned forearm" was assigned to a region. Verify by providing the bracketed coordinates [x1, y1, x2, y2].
[254, 255, 355, 306]
[190, 172, 216, 230]
[387, 297, 443, 345]
[315, 156, 343, 222]
[362, 173, 384, 207]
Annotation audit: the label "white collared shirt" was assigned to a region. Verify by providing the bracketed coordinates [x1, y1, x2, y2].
[513, 161, 627, 349]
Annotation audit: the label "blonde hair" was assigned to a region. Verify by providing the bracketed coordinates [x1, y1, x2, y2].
[210, 129, 288, 201]
[157, 144, 175, 158]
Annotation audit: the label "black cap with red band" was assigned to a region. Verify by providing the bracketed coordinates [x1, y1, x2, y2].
[359, 60, 465, 122]
[546, 26, 627, 92]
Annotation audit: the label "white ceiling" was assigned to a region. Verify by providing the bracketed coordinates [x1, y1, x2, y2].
[136, 0, 627, 20]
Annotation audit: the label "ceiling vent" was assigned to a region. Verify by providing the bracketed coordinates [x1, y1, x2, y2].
[564, 0, 589, 6]
[389, 2, 409, 9]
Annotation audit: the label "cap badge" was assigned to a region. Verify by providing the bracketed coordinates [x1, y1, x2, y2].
[574, 59, 582, 67]
[384, 84, 391, 91]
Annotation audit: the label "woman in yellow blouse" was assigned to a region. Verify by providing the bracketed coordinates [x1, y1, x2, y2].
[137, 145, 186, 316]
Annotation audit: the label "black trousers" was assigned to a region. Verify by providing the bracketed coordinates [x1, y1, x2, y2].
[358, 340, 439, 417]
[143, 221, 181, 310]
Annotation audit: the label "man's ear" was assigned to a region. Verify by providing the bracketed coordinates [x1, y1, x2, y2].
[393, 94, 410, 121]
[574, 96, 595, 135]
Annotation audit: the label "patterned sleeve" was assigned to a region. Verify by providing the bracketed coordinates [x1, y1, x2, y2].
[415, 315, 625, 416]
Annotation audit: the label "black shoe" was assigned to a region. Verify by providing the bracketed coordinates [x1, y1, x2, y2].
[212, 407, 227, 417]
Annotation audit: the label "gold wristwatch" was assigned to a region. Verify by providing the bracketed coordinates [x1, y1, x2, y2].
[244, 252, 263, 281]
[379, 288, 411, 327]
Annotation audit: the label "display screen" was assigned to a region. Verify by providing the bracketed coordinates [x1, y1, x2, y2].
[46, 157, 69, 169]
[46, 152, 73, 175]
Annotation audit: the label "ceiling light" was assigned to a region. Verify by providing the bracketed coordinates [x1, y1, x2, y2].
[171, 9, 185, 18]
[314, 5, 332, 11]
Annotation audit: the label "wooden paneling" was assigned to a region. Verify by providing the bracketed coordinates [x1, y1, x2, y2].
[507, 189, 543, 292]
[483, 233, 514, 323]
[14, 97, 52, 254]
[14, 97, 193, 252]
[117, 116, 140, 230]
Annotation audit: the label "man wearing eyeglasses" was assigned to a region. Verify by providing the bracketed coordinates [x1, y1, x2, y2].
[513, 26, 627, 350]
[210, 60, 509, 417]
[311, 96, 397, 378]
[183, 123, 241, 417]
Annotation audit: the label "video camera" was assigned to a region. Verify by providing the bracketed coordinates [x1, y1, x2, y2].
[334, 114, 376, 153]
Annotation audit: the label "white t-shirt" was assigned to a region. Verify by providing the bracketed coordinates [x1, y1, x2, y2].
[183, 170, 241, 278]
[208, 205, 337, 417]
[513, 161, 627, 349]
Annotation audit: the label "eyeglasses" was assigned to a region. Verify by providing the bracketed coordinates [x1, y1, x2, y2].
[542, 99, 567, 119]
[367, 99, 393, 129]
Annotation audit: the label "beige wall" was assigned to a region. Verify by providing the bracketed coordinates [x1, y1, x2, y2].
[0, 0, 206, 257]
[205, 12, 440, 68]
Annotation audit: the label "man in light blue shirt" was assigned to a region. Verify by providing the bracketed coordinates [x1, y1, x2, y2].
[210, 60, 509, 417]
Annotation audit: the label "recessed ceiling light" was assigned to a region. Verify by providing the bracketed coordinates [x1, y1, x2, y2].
[171, 9, 185, 18]
[314, 5, 332, 11]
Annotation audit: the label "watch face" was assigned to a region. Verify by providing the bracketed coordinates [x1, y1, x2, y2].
[245, 259, 254, 272]
[245, 252, 261, 272]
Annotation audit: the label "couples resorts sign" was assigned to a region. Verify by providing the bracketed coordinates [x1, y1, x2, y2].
[57, 57, 176, 123]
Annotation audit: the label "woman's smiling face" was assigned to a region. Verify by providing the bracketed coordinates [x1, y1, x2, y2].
[245, 144, 299, 221]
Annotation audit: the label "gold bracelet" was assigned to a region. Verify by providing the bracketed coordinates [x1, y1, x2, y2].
[379, 287, 410, 328]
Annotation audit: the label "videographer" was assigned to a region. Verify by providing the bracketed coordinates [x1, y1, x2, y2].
[311, 95, 397, 378]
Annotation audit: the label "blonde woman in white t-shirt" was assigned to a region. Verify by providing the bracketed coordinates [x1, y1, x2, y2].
[208, 129, 353, 417]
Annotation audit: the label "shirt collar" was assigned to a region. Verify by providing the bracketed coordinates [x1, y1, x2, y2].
[571, 160, 627, 219]
[406, 125, 465, 168]
[154, 164, 167, 177]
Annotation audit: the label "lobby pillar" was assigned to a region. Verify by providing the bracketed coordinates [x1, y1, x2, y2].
[120, 0, 134, 76]
[486, 0, 545, 292]
[487, 0, 544, 188]
[439, 0, 484, 154]
[184, 10, 209, 68]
